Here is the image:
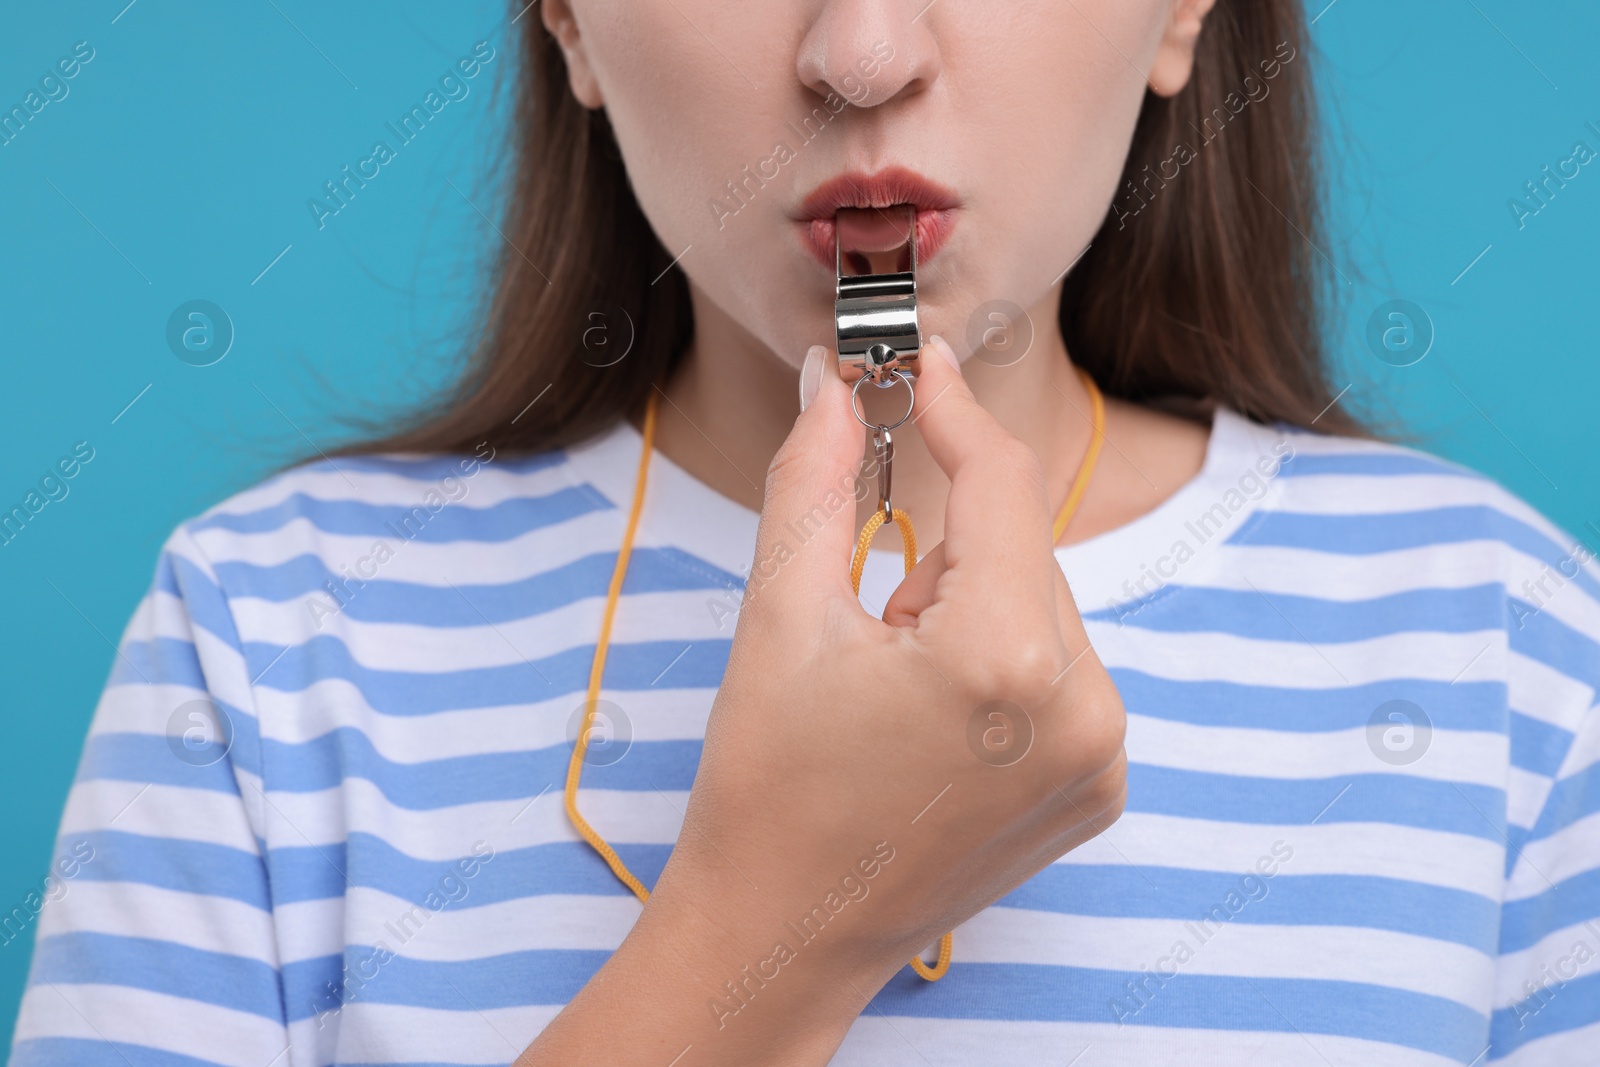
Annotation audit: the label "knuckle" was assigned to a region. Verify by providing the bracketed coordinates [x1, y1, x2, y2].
[971, 639, 1060, 696]
[1093, 747, 1129, 811]
[1036, 681, 1127, 781]
[1092, 768, 1128, 827]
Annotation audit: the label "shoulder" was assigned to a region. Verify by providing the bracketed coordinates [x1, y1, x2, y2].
[1248, 419, 1599, 706]
[179, 445, 606, 569]
[1256, 419, 1596, 591]
[161, 444, 624, 640]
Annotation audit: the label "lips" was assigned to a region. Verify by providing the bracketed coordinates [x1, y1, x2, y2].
[795, 167, 960, 269]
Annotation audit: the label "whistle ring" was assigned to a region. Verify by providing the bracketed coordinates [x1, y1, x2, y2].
[850, 369, 915, 433]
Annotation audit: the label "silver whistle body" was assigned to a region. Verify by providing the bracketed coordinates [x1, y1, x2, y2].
[835, 206, 921, 385]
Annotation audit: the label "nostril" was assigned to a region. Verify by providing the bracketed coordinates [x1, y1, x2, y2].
[795, 4, 942, 109]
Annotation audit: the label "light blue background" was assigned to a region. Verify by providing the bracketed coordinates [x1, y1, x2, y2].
[1, 0, 1596, 1048]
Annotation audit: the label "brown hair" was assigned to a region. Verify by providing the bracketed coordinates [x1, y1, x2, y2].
[342, 0, 1358, 460]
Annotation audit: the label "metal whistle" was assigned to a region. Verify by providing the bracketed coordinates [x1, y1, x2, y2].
[834, 205, 921, 386]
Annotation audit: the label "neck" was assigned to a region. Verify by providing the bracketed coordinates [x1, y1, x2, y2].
[648, 284, 1211, 549]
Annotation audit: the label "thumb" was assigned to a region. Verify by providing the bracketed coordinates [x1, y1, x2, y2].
[743, 345, 867, 622]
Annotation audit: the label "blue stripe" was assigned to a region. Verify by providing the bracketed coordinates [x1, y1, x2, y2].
[79, 733, 243, 795]
[1509, 711, 1577, 778]
[81, 727, 700, 804]
[108, 635, 207, 691]
[1499, 867, 1600, 955]
[1111, 669, 1509, 733]
[1275, 451, 1469, 479]
[278, 946, 1486, 1060]
[166, 555, 246, 656]
[71, 830, 271, 909]
[282, 948, 605, 1021]
[30, 932, 283, 1021]
[66, 830, 670, 908]
[1126, 765, 1508, 842]
[1508, 606, 1600, 693]
[1235, 507, 1600, 603]
[10, 1038, 239, 1067]
[263, 729, 701, 801]
[244, 634, 732, 714]
[1002, 864, 1498, 953]
[211, 547, 736, 623]
[151, 548, 183, 598]
[1491, 970, 1600, 1056]
[1523, 760, 1600, 847]
[188, 485, 607, 542]
[77, 721, 1515, 840]
[1086, 584, 1505, 641]
[270, 836, 671, 905]
[869, 962, 1487, 1062]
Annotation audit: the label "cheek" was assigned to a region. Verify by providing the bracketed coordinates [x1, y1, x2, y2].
[918, 3, 1161, 326]
[584, 2, 800, 246]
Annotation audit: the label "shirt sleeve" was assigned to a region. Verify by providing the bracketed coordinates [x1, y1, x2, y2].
[9, 524, 291, 1067]
[1490, 546, 1600, 1064]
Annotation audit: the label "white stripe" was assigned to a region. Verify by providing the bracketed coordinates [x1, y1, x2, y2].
[964, 907, 1492, 1011]
[257, 778, 687, 854]
[249, 681, 716, 756]
[1186, 541, 1509, 599]
[1063, 813, 1503, 899]
[61, 780, 261, 852]
[195, 454, 575, 520]
[1127, 712, 1510, 789]
[33, 881, 277, 963]
[193, 499, 627, 580]
[334, 888, 640, 962]
[833, 1015, 1461, 1067]
[1493, 916, 1600, 1009]
[13, 983, 286, 1066]
[1093, 624, 1507, 688]
[230, 586, 735, 671]
[1506, 765, 1553, 835]
[1508, 809, 1600, 902]
[286, 1001, 556, 1064]
[1506, 650, 1596, 730]
[1553, 703, 1600, 778]
[1491, 1017, 1600, 1066]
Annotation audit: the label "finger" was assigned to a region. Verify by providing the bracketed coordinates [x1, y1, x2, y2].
[909, 335, 1059, 584]
[743, 346, 867, 624]
[882, 541, 946, 628]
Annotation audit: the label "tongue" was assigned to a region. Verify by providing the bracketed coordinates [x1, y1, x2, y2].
[836, 205, 916, 276]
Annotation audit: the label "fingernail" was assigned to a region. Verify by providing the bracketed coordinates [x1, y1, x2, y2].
[799, 345, 827, 411]
[929, 335, 962, 375]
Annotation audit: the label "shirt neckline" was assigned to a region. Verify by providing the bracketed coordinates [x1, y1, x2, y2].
[564, 405, 1290, 612]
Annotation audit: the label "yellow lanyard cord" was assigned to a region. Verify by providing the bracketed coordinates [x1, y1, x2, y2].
[565, 391, 659, 904]
[1053, 367, 1106, 544]
[848, 512, 949, 978]
[567, 369, 1107, 972]
[846, 366, 1104, 982]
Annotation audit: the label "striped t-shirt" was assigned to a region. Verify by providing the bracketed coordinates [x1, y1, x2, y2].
[11, 407, 1600, 1066]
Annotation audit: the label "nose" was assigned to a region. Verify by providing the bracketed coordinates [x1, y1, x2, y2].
[796, 0, 942, 109]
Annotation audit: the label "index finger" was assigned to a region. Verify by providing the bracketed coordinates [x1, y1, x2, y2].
[909, 335, 1059, 583]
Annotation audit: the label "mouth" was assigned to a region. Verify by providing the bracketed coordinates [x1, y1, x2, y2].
[795, 167, 960, 270]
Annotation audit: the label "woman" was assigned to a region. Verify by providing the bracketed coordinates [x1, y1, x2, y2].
[13, 0, 1598, 1064]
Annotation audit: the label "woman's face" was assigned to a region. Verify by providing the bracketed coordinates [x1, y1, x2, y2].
[545, 0, 1209, 368]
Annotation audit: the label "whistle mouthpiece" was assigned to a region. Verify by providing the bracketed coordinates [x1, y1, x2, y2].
[835, 205, 921, 386]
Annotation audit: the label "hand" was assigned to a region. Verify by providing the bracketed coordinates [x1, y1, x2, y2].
[521, 337, 1127, 1066]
